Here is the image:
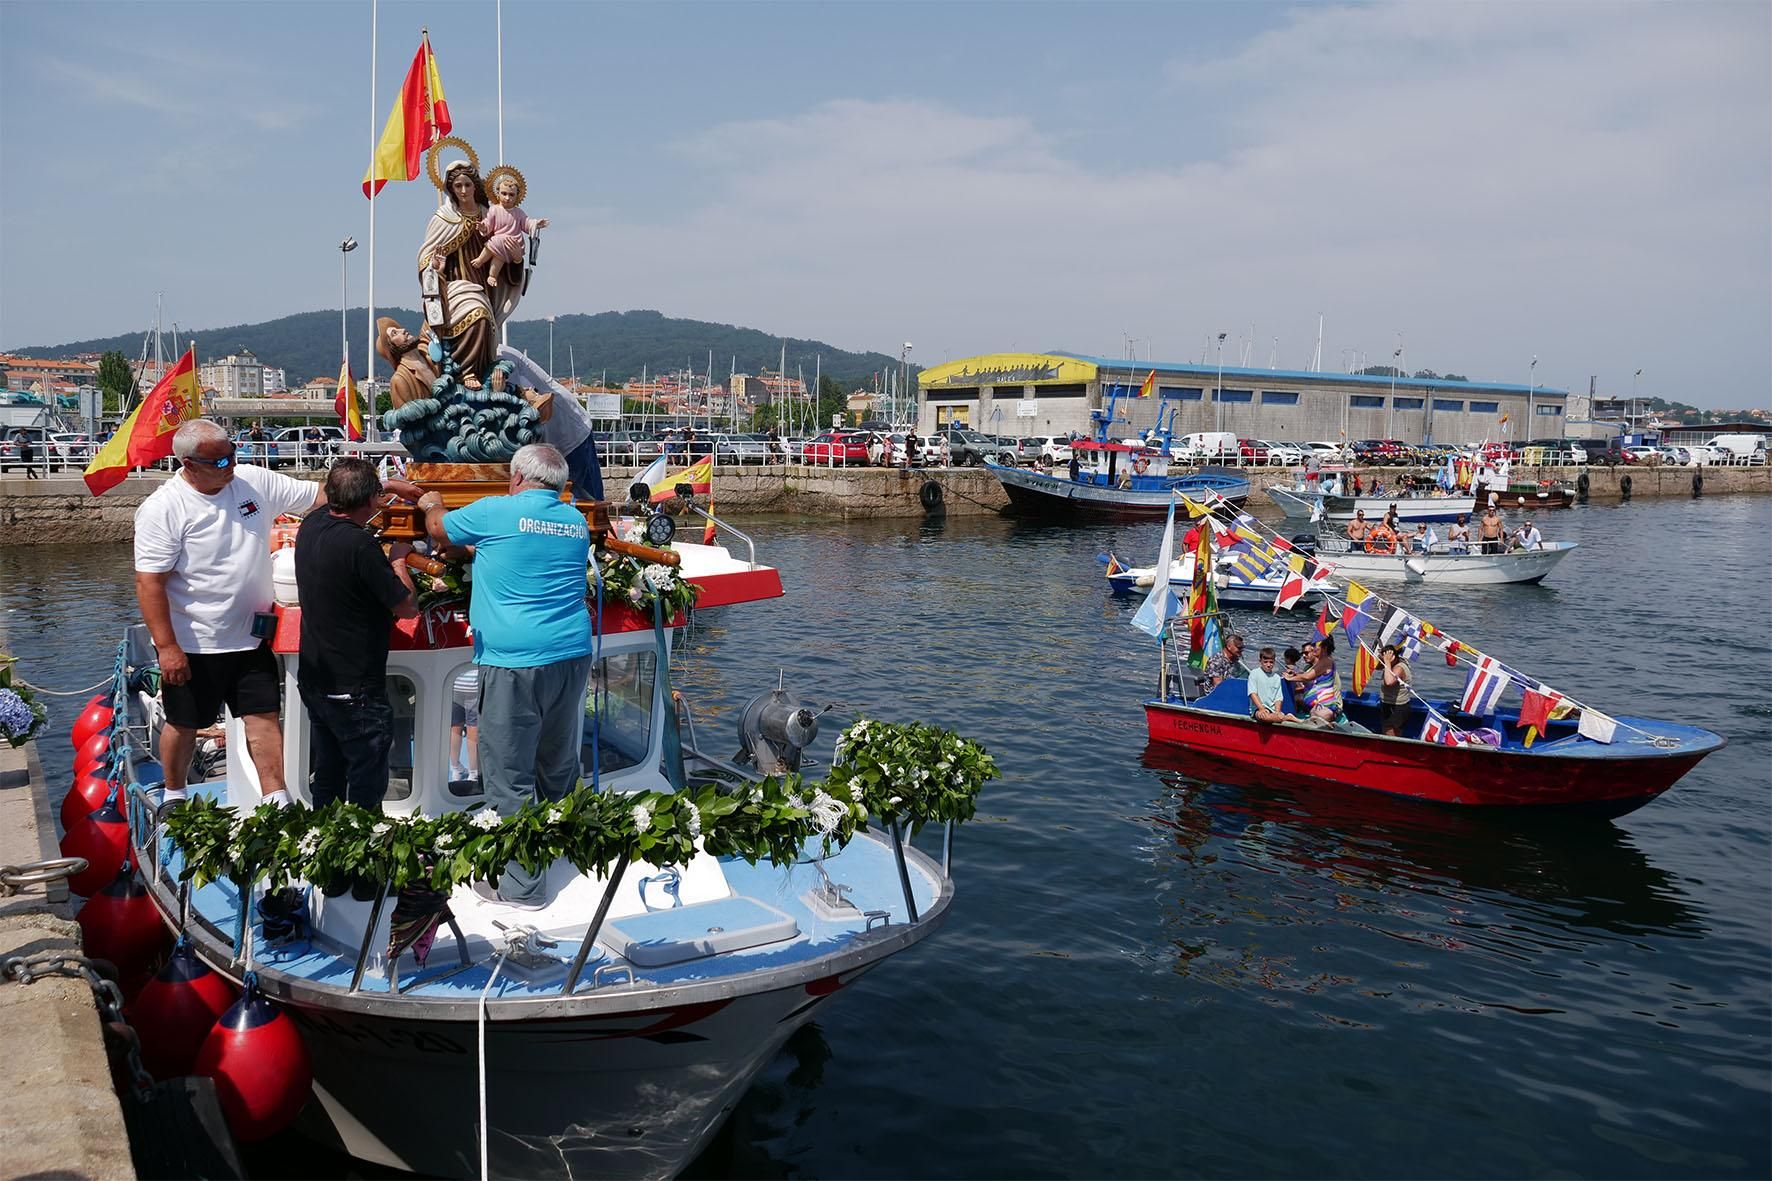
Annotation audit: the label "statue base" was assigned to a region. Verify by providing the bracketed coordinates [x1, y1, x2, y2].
[378, 462, 609, 541]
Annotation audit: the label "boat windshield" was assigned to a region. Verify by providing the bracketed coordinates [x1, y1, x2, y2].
[583, 651, 656, 776]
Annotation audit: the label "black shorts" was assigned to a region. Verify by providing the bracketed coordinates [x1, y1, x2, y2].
[161, 644, 281, 729]
[1379, 699, 1410, 732]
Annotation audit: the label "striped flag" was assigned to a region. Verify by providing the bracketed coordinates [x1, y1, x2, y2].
[649, 455, 713, 502]
[83, 345, 202, 495]
[363, 35, 451, 197]
[1314, 602, 1333, 638]
[1132, 501, 1182, 639]
[1420, 714, 1458, 745]
[335, 359, 364, 441]
[1104, 553, 1124, 578]
[1340, 582, 1378, 645]
[1274, 553, 1309, 612]
[1459, 655, 1511, 716]
[1136, 370, 1156, 398]
[1352, 641, 1378, 695]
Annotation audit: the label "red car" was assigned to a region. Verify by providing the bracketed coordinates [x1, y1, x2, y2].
[802, 431, 872, 465]
[1237, 438, 1269, 464]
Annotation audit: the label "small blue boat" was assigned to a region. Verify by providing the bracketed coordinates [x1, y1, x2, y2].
[989, 446, 1249, 521]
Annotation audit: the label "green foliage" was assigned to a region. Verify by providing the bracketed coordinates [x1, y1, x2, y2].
[590, 548, 700, 618]
[95, 351, 134, 413]
[161, 719, 999, 892]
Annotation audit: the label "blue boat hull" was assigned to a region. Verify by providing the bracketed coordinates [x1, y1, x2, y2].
[989, 461, 1249, 521]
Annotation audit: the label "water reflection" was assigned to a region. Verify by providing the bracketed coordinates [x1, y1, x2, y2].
[1141, 742, 1701, 944]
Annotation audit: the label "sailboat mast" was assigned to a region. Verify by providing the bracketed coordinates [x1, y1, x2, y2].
[367, 7, 382, 419]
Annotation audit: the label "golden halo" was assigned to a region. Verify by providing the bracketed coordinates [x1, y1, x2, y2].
[427, 135, 480, 193]
[485, 164, 527, 207]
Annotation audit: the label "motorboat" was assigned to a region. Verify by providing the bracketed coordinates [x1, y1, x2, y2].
[1310, 533, 1578, 585]
[1105, 550, 1339, 609]
[1267, 484, 1475, 523]
[990, 452, 1249, 521]
[1130, 497, 1723, 816]
[98, 494, 993, 1179]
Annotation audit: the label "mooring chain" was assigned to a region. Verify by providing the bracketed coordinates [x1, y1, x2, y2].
[2, 952, 155, 1101]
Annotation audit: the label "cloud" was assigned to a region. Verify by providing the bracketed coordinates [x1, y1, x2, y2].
[549, 2, 1767, 404]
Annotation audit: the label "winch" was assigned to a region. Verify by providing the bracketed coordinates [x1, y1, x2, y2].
[735, 677, 828, 775]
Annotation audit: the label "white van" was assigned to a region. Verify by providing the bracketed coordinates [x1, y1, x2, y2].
[1174, 431, 1239, 462]
[1703, 434, 1768, 464]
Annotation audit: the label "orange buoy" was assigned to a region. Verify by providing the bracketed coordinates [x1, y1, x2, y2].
[76, 867, 169, 996]
[61, 801, 132, 897]
[75, 730, 113, 777]
[61, 769, 118, 832]
[194, 978, 312, 1141]
[71, 697, 114, 749]
[128, 943, 237, 1079]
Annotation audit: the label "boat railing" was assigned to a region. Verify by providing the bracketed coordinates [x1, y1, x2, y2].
[679, 504, 757, 569]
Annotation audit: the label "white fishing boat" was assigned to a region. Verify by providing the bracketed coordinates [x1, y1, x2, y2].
[1311, 533, 1578, 585]
[1266, 481, 1475, 523]
[1106, 551, 1339, 609]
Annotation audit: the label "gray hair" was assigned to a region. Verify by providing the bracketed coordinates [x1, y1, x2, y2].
[510, 443, 568, 491]
[172, 419, 230, 461]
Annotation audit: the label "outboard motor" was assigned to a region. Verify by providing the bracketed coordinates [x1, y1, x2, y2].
[736, 682, 825, 775]
[1289, 533, 1318, 557]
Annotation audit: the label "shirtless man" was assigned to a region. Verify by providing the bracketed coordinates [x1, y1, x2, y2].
[1477, 505, 1506, 553]
[1346, 510, 1371, 542]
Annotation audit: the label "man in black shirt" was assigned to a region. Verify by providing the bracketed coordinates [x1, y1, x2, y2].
[295, 458, 425, 810]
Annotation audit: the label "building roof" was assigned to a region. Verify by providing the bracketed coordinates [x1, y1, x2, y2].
[1056, 353, 1567, 397]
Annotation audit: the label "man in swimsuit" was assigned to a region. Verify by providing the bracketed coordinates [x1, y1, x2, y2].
[1346, 510, 1371, 542]
[1478, 505, 1506, 554]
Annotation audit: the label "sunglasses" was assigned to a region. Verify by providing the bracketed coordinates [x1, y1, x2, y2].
[185, 450, 236, 469]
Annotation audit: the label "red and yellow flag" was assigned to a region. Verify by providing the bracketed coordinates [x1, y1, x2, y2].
[649, 455, 713, 503]
[1352, 641, 1378, 695]
[335, 359, 364, 441]
[1136, 369, 1156, 398]
[83, 346, 203, 496]
[362, 35, 451, 198]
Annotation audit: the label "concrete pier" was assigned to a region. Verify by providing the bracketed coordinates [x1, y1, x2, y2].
[0, 736, 137, 1179]
[1, 461, 1766, 543]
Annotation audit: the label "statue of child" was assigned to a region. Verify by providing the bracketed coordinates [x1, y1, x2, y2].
[472, 165, 547, 288]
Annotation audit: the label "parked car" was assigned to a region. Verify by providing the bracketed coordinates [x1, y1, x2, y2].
[1302, 440, 1353, 462]
[1353, 438, 1411, 465]
[47, 432, 97, 468]
[0, 426, 51, 469]
[1034, 435, 1074, 464]
[709, 433, 770, 464]
[1173, 431, 1239, 462]
[1622, 445, 1660, 464]
[1657, 445, 1694, 466]
[267, 425, 344, 466]
[802, 430, 872, 465]
[936, 428, 1017, 466]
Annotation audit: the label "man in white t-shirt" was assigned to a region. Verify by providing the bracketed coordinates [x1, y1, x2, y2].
[134, 420, 334, 804]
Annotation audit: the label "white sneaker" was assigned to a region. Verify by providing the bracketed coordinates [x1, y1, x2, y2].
[471, 880, 545, 911]
[449, 764, 467, 781]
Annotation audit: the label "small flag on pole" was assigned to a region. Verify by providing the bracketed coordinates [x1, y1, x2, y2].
[335, 359, 364, 441]
[1136, 370, 1156, 398]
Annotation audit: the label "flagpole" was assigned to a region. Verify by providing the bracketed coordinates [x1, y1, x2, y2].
[366, 2, 379, 437]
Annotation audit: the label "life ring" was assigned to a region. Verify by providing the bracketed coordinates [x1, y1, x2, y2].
[1365, 525, 1397, 554]
[1576, 471, 1590, 497]
[918, 480, 945, 510]
[1132, 456, 1150, 475]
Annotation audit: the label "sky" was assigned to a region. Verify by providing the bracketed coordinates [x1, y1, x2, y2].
[2, 0, 1767, 408]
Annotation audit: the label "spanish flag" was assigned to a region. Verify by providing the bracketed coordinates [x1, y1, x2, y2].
[335, 359, 365, 441]
[649, 455, 713, 503]
[1136, 369, 1156, 398]
[362, 35, 451, 198]
[83, 345, 203, 496]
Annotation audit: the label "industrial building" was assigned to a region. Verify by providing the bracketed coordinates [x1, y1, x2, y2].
[916, 352, 1570, 446]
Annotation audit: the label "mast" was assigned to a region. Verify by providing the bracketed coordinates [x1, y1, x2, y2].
[367, 7, 382, 423]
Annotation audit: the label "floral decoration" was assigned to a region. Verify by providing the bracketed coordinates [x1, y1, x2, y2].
[590, 549, 700, 618]
[0, 655, 48, 749]
[161, 719, 997, 892]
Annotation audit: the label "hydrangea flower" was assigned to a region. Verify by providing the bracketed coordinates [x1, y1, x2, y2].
[470, 808, 501, 830]
[631, 803, 653, 833]
[0, 688, 34, 739]
[641, 564, 675, 591]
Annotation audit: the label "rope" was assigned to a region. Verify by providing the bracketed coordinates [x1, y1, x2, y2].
[477, 951, 509, 1181]
[16, 674, 116, 697]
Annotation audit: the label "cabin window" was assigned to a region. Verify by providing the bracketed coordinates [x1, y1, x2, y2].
[1394, 397, 1424, 410]
[1433, 399, 1464, 411]
[584, 651, 657, 777]
[1350, 395, 1385, 408]
[1034, 382, 1087, 397]
[1160, 386, 1204, 401]
[1260, 391, 1299, 405]
[442, 664, 481, 796]
[1468, 401, 1500, 413]
[1216, 388, 1253, 403]
[1536, 404, 1563, 416]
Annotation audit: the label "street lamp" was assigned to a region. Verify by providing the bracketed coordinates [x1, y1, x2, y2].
[1214, 332, 1227, 432]
[548, 315, 556, 379]
[338, 238, 357, 367]
[1388, 346, 1402, 439]
[1526, 355, 1538, 442]
[899, 342, 913, 430]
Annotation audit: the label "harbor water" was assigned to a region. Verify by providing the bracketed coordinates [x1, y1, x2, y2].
[1, 495, 1767, 1179]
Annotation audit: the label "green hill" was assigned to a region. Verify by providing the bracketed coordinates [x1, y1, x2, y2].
[10, 308, 903, 390]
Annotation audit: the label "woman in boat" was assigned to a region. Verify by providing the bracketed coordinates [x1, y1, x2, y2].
[1446, 513, 1470, 554]
[1286, 637, 1343, 725]
[1378, 643, 1411, 736]
[418, 162, 506, 389]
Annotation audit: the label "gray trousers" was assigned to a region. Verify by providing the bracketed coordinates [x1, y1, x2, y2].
[477, 654, 595, 903]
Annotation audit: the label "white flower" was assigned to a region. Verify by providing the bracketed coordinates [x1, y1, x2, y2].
[470, 808, 501, 830]
[808, 790, 847, 835]
[546, 805, 565, 824]
[297, 831, 320, 858]
[785, 793, 804, 809]
[849, 783, 864, 804]
[889, 796, 903, 806]
[623, 524, 644, 544]
[631, 803, 653, 833]
[371, 821, 392, 838]
[435, 831, 457, 851]
[682, 801, 702, 839]
[628, 587, 644, 605]
[748, 786, 764, 803]
[641, 564, 675, 591]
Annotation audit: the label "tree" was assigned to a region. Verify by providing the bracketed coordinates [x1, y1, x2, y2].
[96, 350, 134, 413]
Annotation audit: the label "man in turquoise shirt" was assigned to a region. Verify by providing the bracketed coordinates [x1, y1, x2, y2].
[420, 443, 594, 905]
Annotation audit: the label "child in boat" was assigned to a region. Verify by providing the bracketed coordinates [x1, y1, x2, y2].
[472, 166, 548, 288]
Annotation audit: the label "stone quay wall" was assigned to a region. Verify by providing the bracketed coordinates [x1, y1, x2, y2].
[1, 463, 1766, 544]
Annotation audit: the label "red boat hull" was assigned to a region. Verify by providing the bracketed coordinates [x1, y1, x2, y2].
[1144, 702, 1712, 815]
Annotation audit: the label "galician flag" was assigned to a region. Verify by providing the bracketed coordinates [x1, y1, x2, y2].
[83, 345, 203, 496]
[1131, 499, 1181, 639]
[363, 34, 452, 198]
[335, 359, 364, 441]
